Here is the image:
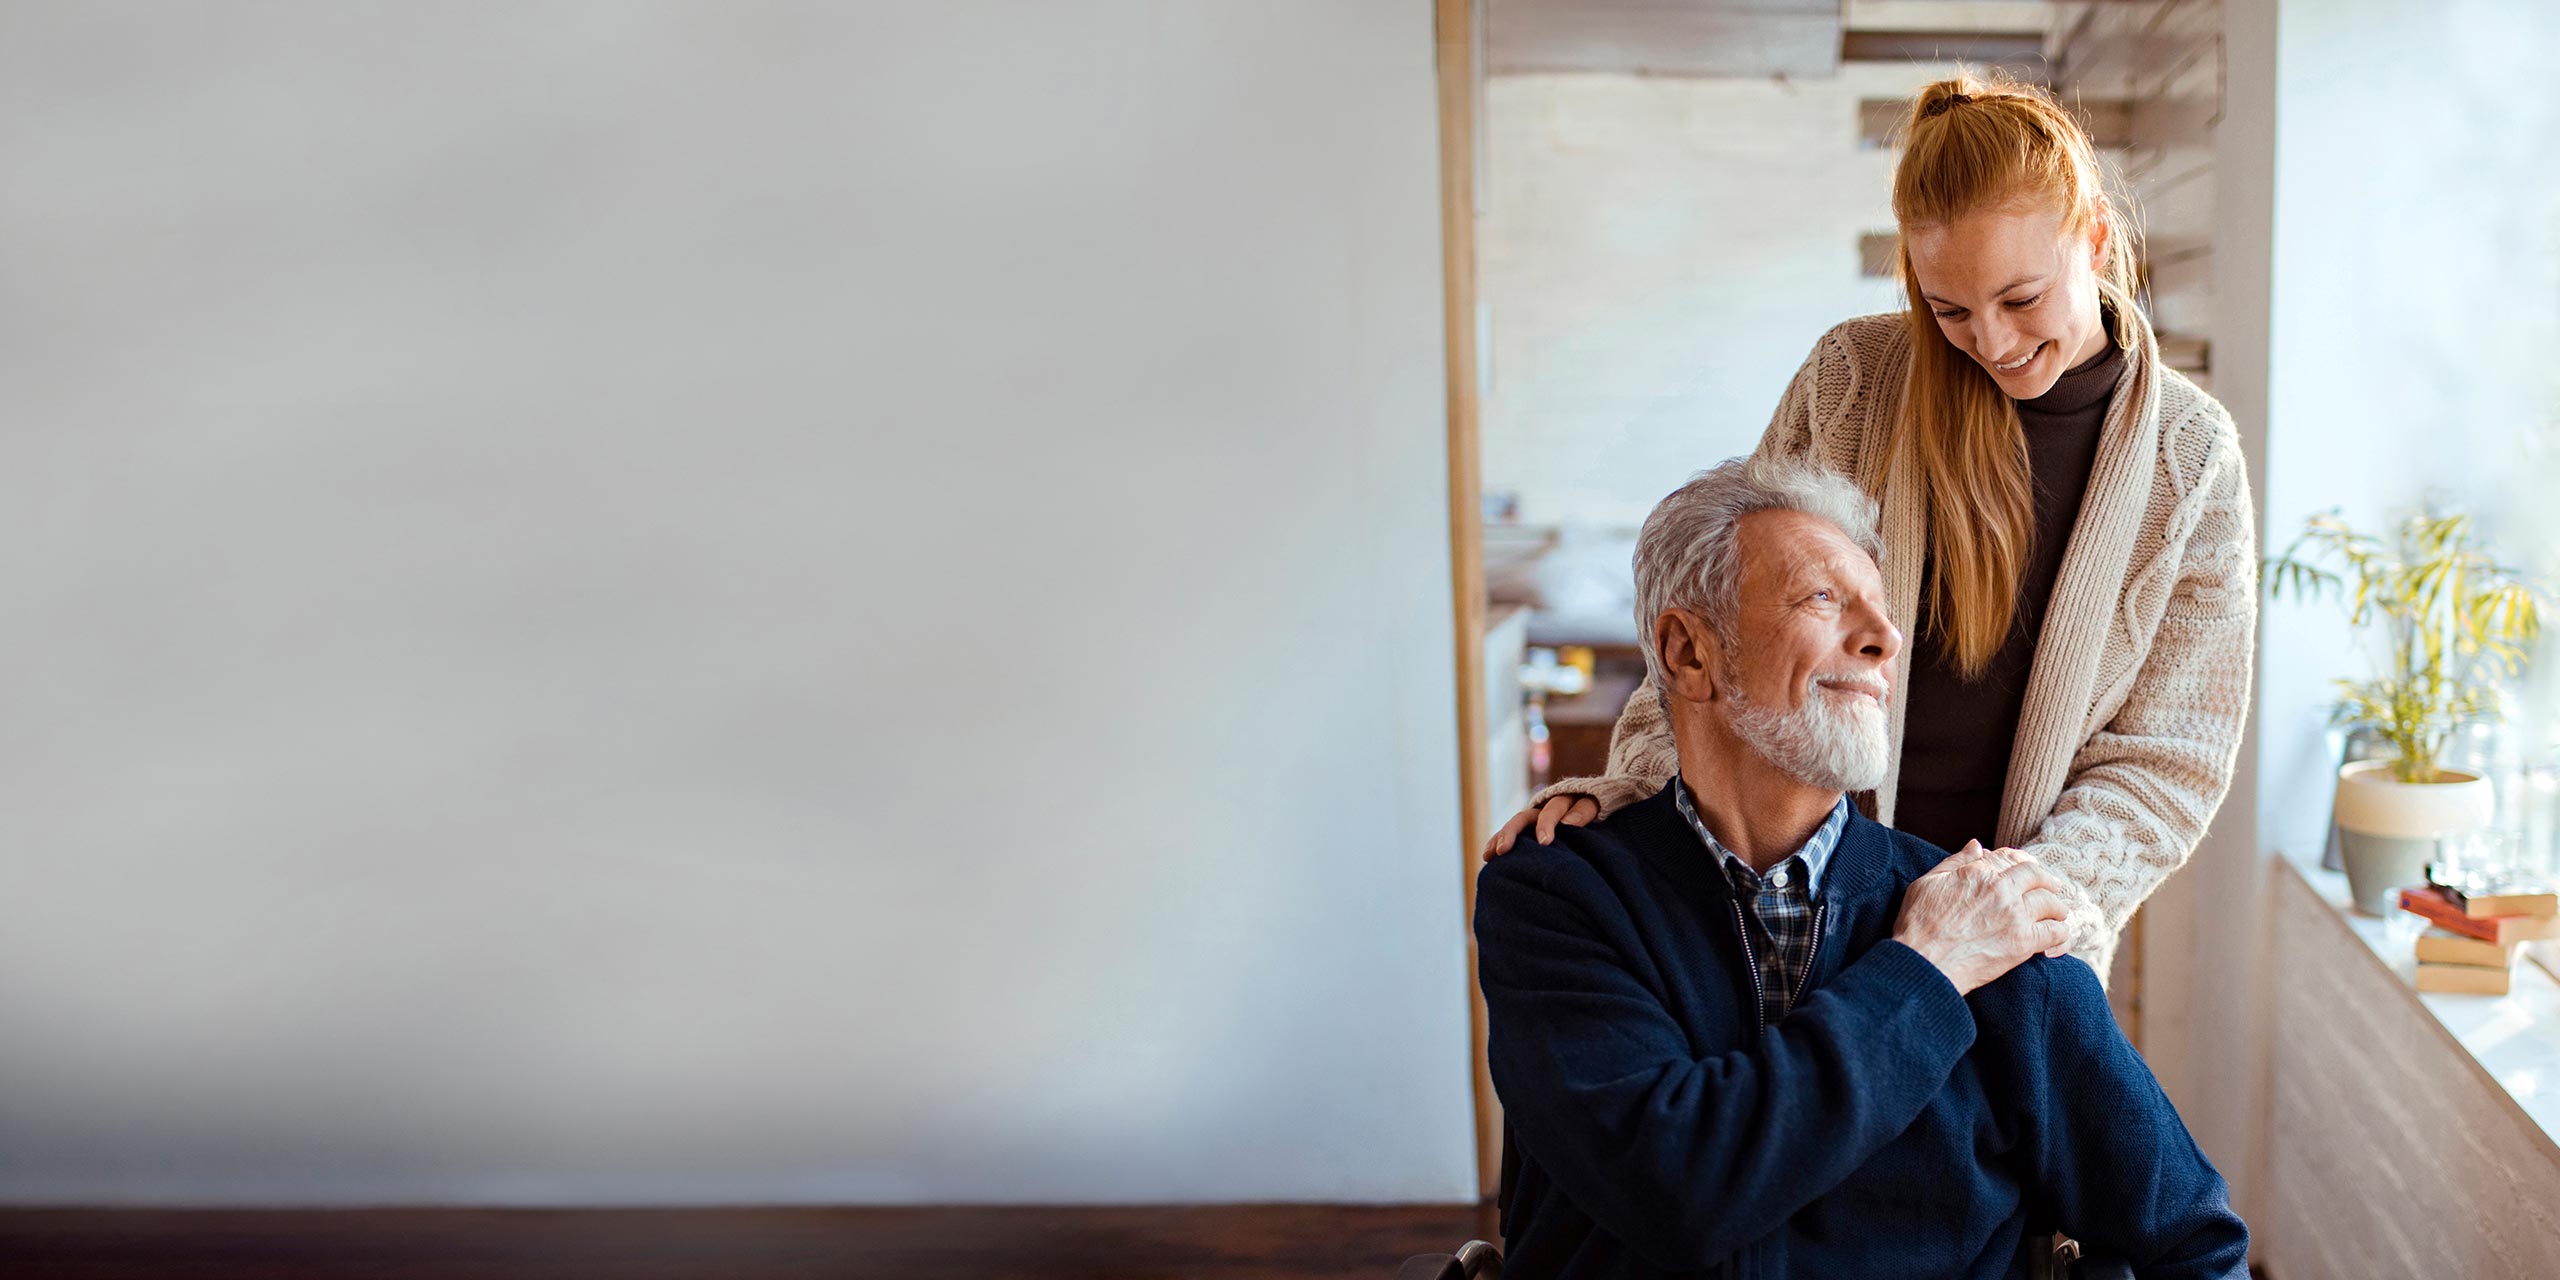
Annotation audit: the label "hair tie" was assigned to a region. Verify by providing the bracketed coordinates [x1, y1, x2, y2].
[1923, 92, 1973, 119]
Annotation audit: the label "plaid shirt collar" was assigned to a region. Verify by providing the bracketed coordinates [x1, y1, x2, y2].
[1672, 779, 1850, 899]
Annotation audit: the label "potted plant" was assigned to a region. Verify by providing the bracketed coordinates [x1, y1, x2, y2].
[2266, 508, 2547, 914]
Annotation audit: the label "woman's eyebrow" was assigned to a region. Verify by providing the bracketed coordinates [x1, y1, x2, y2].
[1921, 274, 2050, 306]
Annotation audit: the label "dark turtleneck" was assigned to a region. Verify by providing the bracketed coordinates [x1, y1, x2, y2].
[1895, 319, 2126, 854]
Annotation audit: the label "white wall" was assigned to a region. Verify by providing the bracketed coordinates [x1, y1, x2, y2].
[1479, 68, 1932, 530]
[0, 1, 1479, 1205]
[2254, 0, 2560, 860]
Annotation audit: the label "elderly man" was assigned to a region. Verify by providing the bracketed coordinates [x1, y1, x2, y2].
[1474, 457, 2247, 1279]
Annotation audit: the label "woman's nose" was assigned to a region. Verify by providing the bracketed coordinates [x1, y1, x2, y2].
[1977, 315, 2021, 359]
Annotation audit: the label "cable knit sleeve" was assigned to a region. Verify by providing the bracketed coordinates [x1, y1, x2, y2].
[2014, 414, 2258, 970]
[1520, 334, 1833, 819]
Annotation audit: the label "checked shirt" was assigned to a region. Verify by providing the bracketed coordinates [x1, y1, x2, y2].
[1675, 779, 1850, 1028]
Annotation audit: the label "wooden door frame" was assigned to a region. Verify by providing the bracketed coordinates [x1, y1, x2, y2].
[1433, 0, 1500, 1201]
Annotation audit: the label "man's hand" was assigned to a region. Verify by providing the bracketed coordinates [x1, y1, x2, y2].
[1892, 842, 2072, 996]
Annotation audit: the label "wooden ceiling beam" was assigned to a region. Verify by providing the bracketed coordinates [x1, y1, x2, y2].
[1841, 29, 2048, 78]
[1487, 0, 1842, 79]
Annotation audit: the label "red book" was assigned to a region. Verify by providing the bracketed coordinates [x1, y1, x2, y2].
[2398, 885, 2560, 945]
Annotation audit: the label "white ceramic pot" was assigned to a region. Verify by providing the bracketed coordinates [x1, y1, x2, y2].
[2332, 760, 2496, 915]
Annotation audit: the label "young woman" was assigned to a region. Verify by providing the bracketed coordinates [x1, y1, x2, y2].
[1484, 73, 2257, 987]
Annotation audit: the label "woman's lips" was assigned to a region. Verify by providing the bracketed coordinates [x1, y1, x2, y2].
[1994, 341, 2045, 372]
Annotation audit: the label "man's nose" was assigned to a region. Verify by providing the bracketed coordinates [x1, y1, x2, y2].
[1853, 610, 1902, 663]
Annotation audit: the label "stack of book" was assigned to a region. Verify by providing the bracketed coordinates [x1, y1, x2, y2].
[2396, 877, 2560, 995]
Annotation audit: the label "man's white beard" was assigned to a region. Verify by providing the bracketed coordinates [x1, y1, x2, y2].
[1724, 673, 1891, 794]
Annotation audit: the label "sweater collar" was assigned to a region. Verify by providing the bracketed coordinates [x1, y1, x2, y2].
[1672, 778, 1849, 899]
[1625, 779, 1893, 903]
[2018, 306, 2127, 419]
[1992, 280, 2163, 842]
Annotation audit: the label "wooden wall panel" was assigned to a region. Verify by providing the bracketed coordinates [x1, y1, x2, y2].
[2055, 0, 2222, 380]
[2264, 863, 2560, 1279]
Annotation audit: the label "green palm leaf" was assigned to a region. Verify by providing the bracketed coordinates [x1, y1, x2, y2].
[2264, 504, 2553, 783]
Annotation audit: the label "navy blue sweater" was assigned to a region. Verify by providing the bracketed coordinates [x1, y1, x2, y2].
[1474, 782, 2247, 1279]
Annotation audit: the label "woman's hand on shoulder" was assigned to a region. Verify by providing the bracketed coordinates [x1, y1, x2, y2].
[1981, 844, 2072, 958]
[1482, 795, 1601, 861]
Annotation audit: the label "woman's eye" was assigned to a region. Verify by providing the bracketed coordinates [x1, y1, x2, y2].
[1811, 589, 1836, 603]
[2006, 294, 2042, 309]
[1934, 309, 1964, 320]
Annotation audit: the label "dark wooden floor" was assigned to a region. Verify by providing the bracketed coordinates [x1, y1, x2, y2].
[0, 1203, 1501, 1280]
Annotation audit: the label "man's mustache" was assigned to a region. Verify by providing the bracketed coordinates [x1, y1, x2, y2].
[1810, 673, 1891, 704]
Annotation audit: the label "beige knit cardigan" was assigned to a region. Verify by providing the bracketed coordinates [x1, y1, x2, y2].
[1533, 299, 2258, 984]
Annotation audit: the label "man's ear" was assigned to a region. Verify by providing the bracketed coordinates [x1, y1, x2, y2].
[1654, 608, 1722, 704]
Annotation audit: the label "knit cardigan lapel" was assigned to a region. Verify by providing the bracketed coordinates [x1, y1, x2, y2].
[1868, 281, 2163, 848]
[1997, 281, 2161, 847]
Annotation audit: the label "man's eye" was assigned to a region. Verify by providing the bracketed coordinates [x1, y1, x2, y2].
[1811, 589, 1836, 602]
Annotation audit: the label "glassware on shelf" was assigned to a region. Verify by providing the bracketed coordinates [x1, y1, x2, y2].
[2522, 762, 2560, 881]
[2432, 829, 2518, 891]
[2425, 719, 2551, 891]
[1518, 648, 1589, 792]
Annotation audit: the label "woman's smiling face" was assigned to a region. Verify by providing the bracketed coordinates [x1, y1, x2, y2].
[1903, 202, 2110, 401]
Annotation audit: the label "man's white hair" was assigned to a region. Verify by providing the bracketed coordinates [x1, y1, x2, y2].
[1631, 455, 1884, 698]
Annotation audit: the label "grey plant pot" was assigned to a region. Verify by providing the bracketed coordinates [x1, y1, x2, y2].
[2331, 760, 2495, 916]
[2337, 829, 2437, 916]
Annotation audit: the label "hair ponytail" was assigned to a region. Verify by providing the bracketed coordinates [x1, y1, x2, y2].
[1892, 71, 2142, 676]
